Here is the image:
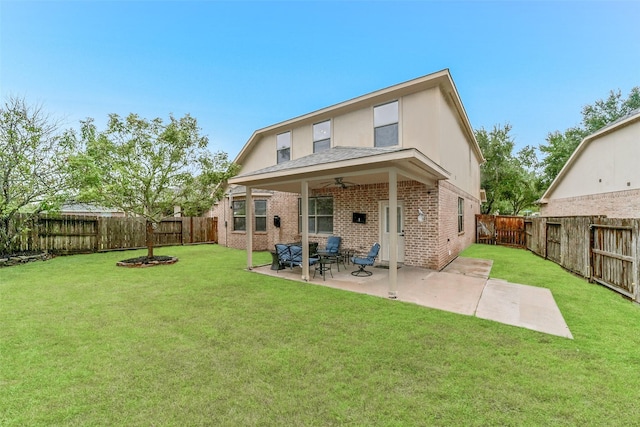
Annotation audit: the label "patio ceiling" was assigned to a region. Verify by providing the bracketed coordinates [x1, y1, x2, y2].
[228, 146, 450, 193]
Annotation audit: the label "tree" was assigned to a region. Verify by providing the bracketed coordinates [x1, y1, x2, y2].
[0, 97, 72, 255]
[502, 146, 541, 215]
[476, 124, 541, 215]
[538, 126, 585, 189]
[69, 113, 238, 259]
[476, 124, 514, 214]
[539, 87, 640, 188]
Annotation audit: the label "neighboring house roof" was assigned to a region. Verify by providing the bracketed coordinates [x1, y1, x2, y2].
[61, 202, 123, 214]
[539, 109, 640, 203]
[233, 68, 484, 168]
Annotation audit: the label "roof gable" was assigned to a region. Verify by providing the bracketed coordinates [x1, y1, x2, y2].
[540, 109, 640, 202]
[233, 69, 483, 167]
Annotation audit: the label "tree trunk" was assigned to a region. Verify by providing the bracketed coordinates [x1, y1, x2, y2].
[146, 220, 154, 259]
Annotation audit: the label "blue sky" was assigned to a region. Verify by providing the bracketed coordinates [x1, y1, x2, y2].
[2, 1, 639, 158]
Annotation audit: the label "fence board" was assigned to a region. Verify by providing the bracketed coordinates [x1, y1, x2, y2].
[476, 215, 525, 248]
[10, 214, 217, 254]
[546, 222, 562, 265]
[523, 216, 638, 302]
[591, 219, 636, 297]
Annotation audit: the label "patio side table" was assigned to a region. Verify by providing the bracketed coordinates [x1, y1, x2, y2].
[314, 258, 333, 280]
[270, 251, 283, 270]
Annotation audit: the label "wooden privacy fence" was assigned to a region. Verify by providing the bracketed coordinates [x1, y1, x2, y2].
[524, 216, 640, 303]
[12, 215, 218, 254]
[475, 215, 526, 247]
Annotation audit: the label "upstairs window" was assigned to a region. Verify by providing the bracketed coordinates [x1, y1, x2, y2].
[313, 120, 331, 153]
[374, 101, 399, 147]
[276, 131, 291, 164]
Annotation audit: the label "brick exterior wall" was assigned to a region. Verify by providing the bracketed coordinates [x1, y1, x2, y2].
[540, 189, 640, 218]
[207, 191, 300, 251]
[437, 180, 479, 269]
[210, 180, 479, 270]
[313, 181, 439, 269]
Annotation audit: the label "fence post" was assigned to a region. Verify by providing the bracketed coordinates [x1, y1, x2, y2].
[634, 220, 640, 303]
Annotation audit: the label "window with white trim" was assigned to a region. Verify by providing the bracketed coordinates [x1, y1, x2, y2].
[233, 200, 267, 232]
[233, 200, 246, 231]
[276, 131, 291, 164]
[298, 196, 333, 234]
[374, 101, 399, 147]
[255, 200, 267, 232]
[313, 120, 331, 153]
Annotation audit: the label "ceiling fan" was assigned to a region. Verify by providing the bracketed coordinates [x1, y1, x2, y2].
[321, 177, 356, 189]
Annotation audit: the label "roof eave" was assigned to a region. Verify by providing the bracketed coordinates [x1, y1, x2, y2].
[228, 148, 449, 188]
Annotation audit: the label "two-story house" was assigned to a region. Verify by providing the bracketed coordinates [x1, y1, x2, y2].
[210, 69, 484, 295]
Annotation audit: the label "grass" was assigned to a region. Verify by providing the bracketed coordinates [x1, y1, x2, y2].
[2, 244, 640, 425]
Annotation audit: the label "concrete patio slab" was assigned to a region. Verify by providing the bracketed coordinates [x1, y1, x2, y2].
[409, 271, 486, 315]
[476, 279, 573, 339]
[252, 257, 573, 339]
[442, 256, 493, 279]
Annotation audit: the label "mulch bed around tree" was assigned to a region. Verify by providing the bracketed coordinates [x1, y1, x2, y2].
[116, 255, 178, 268]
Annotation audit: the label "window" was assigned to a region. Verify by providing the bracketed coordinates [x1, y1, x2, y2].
[458, 197, 464, 233]
[233, 200, 246, 231]
[233, 200, 267, 232]
[299, 196, 333, 234]
[255, 200, 267, 232]
[276, 131, 291, 164]
[374, 101, 399, 147]
[313, 120, 331, 153]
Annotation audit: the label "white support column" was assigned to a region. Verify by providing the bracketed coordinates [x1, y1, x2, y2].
[246, 186, 253, 270]
[389, 169, 398, 299]
[301, 180, 310, 281]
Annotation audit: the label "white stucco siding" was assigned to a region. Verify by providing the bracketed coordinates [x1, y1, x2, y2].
[551, 121, 640, 199]
[333, 107, 372, 148]
[237, 134, 276, 175]
[436, 91, 481, 199]
[292, 124, 313, 158]
[401, 88, 440, 162]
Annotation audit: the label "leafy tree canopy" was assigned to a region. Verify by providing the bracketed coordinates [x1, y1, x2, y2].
[0, 97, 73, 254]
[68, 113, 238, 257]
[476, 124, 541, 215]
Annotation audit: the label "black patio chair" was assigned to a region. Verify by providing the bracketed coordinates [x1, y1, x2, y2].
[351, 243, 380, 277]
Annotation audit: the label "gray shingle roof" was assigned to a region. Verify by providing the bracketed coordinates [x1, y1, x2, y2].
[236, 146, 408, 178]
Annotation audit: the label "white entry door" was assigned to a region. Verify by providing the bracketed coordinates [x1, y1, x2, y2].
[380, 201, 405, 262]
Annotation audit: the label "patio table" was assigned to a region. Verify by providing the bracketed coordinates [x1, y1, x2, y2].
[314, 258, 333, 280]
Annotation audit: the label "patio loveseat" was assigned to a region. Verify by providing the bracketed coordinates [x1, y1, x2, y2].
[274, 243, 319, 271]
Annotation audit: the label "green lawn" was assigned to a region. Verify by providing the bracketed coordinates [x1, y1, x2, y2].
[2, 244, 640, 425]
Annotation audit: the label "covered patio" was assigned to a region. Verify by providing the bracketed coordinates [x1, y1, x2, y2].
[227, 146, 450, 299]
[252, 257, 574, 339]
